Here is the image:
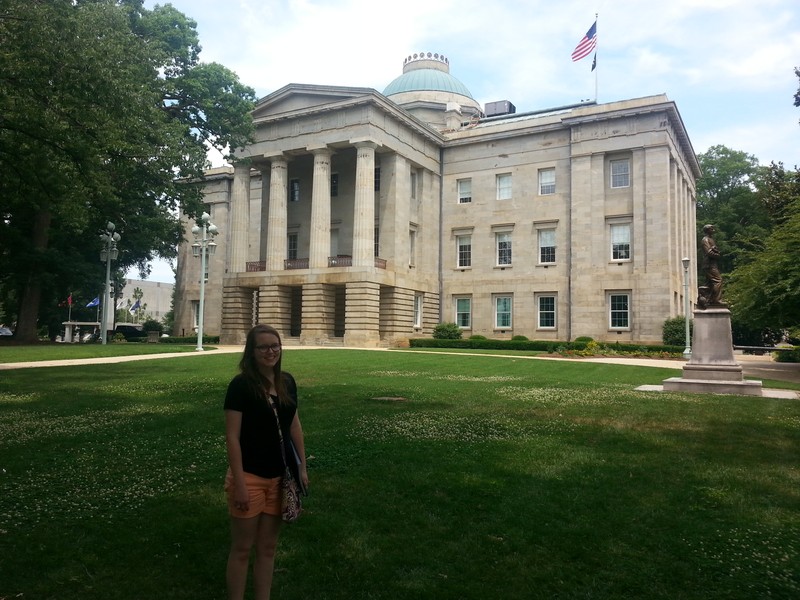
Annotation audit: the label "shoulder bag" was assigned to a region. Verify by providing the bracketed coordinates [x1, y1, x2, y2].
[268, 395, 303, 523]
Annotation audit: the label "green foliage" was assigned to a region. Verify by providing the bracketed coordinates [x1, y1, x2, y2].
[409, 337, 685, 357]
[574, 336, 594, 342]
[774, 347, 800, 363]
[727, 165, 800, 332]
[468, 334, 487, 340]
[432, 322, 463, 339]
[511, 335, 529, 341]
[160, 335, 219, 344]
[141, 319, 163, 333]
[0, 0, 256, 341]
[696, 145, 772, 275]
[662, 316, 693, 346]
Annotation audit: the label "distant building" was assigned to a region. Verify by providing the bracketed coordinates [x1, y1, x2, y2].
[174, 52, 698, 346]
[120, 279, 173, 324]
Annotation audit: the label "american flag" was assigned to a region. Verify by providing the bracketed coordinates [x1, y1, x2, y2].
[571, 20, 597, 62]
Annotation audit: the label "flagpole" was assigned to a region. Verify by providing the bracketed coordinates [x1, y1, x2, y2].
[594, 13, 599, 102]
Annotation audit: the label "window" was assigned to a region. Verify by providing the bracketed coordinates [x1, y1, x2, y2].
[610, 223, 631, 261]
[374, 167, 381, 191]
[496, 232, 512, 266]
[539, 168, 555, 195]
[610, 159, 630, 188]
[494, 295, 512, 329]
[287, 232, 298, 260]
[374, 226, 380, 257]
[457, 178, 472, 204]
[192, 300, 200, 329]
[455, 297, 471, 328]
[413, 293, 423, 328]
[409, 228, 417, 267]
[289, 178, 300, 202]
[456, 235, 472, 268]
[609, 293, 630, 329]
[330, 173, 338, 197]
[410, 171, 418, 199]
[496, 173, 512, 200]
[538, 228, 556, 264]
[537, 295, 557, 329]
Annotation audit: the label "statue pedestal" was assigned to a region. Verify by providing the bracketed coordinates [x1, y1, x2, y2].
[663, 307, 763, 396]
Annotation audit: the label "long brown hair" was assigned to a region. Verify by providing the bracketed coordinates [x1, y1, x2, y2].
[239, 324, 290, 405]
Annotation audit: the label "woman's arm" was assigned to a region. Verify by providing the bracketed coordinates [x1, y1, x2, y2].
[225, 409, 250, 511]
[289, 412, 309, 491]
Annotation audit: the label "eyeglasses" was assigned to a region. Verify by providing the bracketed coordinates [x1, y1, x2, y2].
[255, 344, 282, 354]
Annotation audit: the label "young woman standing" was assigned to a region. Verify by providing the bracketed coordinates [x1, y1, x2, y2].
[224, 324, 308, 600]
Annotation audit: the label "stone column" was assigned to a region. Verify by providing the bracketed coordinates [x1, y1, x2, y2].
[352, 141, 377, 267]
[343, 281, 381, 346]
[258, 284, 292, 336]
[258, 164, 271, 264]
[266, 155, 289, 271]
[300, 282, 335, 343]
[309, 147, 333, 269]
[229, 162, 251, 273]
[220, 285, 253, 345]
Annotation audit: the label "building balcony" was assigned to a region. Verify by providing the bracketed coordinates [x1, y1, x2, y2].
[244, 256, 386, 272]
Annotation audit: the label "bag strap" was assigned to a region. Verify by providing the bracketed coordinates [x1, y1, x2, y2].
[266, 391, 290, 469]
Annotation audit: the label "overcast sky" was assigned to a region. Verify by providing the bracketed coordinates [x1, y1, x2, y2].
[137, 0, 800, 283]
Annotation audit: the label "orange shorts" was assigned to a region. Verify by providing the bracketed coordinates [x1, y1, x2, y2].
[224, 469, 282, 518]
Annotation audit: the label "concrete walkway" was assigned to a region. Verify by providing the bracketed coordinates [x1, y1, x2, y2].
[1, 345, 798, 396]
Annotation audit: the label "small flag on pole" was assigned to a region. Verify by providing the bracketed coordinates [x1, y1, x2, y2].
[86, 297, 100, 308]
[571, 20, 597, 62]
[67, 294, 73, 306]
[129, 299, 141, 313]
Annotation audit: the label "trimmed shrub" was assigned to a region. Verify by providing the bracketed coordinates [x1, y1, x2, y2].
[469, 335, 487, 340]
[511, 335, 529, 341]
[433, 322, 462, 340]
[775, 347, 800, 363]
[574, 336, 594, 342]
[160, 335, 220, 344]
[141, 319, 164, 333]
[663, 316, 692, 346]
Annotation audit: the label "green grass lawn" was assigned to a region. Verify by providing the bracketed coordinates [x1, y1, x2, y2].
[0, 350, 797, 599]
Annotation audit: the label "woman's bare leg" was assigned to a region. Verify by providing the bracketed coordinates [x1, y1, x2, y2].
[227, 515, 260, 600]
[253, 514, 282, 600]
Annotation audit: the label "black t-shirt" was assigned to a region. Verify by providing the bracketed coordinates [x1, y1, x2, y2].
[224, 372, 298, 479]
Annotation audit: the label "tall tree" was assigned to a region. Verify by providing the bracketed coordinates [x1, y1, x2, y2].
[0, 0, 256, 341]
[727, 163, 800, 336]
[695, 145, 772, 275]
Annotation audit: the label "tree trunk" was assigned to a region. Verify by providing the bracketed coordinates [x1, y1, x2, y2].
[15, 209, 52, 343]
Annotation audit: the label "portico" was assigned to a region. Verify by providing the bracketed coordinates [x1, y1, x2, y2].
[203, 87, 442, 346]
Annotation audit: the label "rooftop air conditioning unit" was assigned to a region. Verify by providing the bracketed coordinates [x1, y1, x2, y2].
[485, 100, 516, 117]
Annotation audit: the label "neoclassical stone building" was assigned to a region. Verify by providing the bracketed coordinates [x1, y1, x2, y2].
[174, 53, 699, 347]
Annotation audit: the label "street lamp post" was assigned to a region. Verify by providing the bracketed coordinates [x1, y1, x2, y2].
[99, 222, 121, 345]
[192, 212, 218, 352]
[682, 257, 691, 360]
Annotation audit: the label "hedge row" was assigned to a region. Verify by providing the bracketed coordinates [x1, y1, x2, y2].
[159, 335, 220, 345]
[409, 338, 686, 354]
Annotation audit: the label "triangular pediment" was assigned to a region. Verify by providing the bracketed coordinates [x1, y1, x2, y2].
[252, 84, 377, 120]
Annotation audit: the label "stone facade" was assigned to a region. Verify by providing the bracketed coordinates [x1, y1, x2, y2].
[173, 55, 698, 347]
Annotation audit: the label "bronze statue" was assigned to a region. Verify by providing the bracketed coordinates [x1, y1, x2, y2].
[697, 224, 724, 308]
